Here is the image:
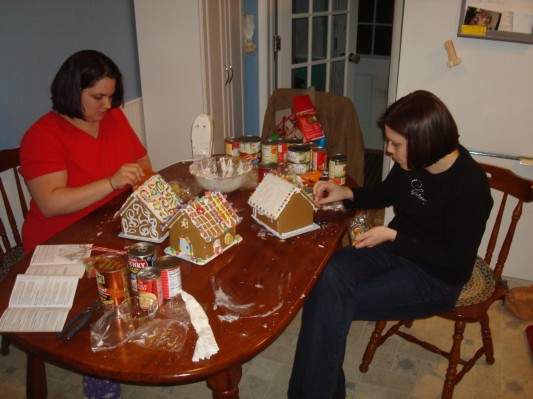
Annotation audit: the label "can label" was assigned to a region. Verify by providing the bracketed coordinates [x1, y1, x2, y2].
[95, 255, 130, 309]
[287, 162, 310, 175]
[329, 154, 347, 185]
[287, 144, 311, 164]
[137, 267, 163, 307]
[127, 242, 156, 296]
[277, 139, 288, 164]
[261, 140, 278, 164]
[239, 136, 261, 164]
[224, 137, 239, 157]
[312, 147, 327, 171]
[155, 255, 182, 299]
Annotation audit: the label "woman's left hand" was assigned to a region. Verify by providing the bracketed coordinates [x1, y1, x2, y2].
[353, 226, 397, 249]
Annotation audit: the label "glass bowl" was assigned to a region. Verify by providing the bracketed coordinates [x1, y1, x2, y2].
[189, 155, 252, 193]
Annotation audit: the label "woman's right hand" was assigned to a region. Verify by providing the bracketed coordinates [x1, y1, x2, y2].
[313, 180, 353, 205]
[109, 163, 145, 190]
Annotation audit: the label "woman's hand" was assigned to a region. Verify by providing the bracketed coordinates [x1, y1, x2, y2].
[353, 226, 397, 249]
[313, 180, 353, 205]
[109, 163, 145, 190]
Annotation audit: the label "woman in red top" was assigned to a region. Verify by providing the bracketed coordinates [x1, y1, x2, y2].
[20, 50, 153, 399]
[20, 50, 152, 254]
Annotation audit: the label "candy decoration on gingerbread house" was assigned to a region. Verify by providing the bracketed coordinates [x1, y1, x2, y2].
[114, 174, 182, 242]
[166, 191, 242, 265]
[248, 174, 319, 239]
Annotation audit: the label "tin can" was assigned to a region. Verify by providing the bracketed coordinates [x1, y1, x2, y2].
[287, 143, 311, 164]
[277, 138, 288, 164]
[312, 146, 328, 171]
[239, 135, 261, 164]
[224, 137, 240, 157]
[287, 162, 310, 175]
[127, 242, 156, 296]
[258, 162, 277, 182]
[137, 266, 164, 307]
[95, 255, 130, 309]
[155, 255, 182, 300]
[261, 138, 278, 164]
[329, 154, 347, 185]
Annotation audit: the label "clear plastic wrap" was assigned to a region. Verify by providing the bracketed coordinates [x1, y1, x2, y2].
[90, 294, 190, 353]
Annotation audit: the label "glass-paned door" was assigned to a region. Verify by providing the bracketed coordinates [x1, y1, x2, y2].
[277, 0, 357, 96]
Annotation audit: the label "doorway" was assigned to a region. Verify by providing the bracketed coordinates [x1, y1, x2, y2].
[272, 0, 397, 185]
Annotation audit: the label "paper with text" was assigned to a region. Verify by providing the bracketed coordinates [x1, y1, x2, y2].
[0, 274, 78, 332]
[26, 244, 91, 278]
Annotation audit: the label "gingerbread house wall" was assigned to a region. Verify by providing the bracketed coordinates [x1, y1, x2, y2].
[121, 200, 167, 240]
[256, 192, 315, 234]
[169, 214, 238, 261]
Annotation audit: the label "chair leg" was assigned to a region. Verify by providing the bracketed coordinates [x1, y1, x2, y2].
[1, 335, 10, 356]
[442, 320, 465, 399]
[359, 320, 387, 373]
[479, 313, 495, 364]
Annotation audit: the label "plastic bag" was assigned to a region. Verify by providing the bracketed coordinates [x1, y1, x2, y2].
[128, 296, 190, 352]
[348, 214, 370, 246]
[90, 294, 191, 353]
[90, 307, 135, 352]
[505, 286, 533, 321]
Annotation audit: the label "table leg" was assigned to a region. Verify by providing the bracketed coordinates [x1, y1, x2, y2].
[27, 353, 47, 399]
[206, 364, 242, 399]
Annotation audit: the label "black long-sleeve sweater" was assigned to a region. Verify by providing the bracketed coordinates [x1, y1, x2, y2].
[343, 145, 493, 285]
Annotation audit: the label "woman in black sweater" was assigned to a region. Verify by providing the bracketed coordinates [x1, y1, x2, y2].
[288, 90, 493, 399]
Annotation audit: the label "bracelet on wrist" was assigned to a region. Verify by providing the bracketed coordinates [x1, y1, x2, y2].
[109, 177, 117, 191]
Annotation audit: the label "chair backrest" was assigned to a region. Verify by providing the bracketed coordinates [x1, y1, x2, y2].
[480, 162, 533, 280]
[261, 88, 366, 187]
[0, 148, 28, 260]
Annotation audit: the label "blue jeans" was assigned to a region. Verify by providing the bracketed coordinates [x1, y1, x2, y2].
[287, 243, 462, 399]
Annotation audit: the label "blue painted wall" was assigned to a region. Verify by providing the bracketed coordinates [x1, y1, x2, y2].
[0, 0, 261, 149]
[243, 0, 259, 136]
[0, 0, 140, 149]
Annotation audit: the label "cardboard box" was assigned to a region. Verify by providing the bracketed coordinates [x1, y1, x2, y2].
[293, 94, 325, 142]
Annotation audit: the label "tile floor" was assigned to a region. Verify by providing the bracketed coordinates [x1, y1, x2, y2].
[2, 275, 532, 398]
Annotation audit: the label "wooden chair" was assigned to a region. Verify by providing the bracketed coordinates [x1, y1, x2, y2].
[359, 162, 533, 399]
[0, 147, 28, 355]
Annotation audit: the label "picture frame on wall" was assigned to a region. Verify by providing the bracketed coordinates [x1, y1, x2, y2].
[457, 0, 533, 44]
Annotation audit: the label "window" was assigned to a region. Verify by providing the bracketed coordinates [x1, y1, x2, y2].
[356, 0, 394, 56]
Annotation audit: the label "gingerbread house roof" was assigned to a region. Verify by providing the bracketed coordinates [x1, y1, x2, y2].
[247, 174, 318, 220]
[115, 174, 182, 223]
[169, 191, 241, 242]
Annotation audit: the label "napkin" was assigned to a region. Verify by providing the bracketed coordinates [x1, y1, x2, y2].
[181, 290, 219, 361]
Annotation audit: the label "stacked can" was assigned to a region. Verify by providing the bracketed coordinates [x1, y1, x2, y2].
[287, 143, 311, 175]
[127, 242, 156, 296]
[328, 154, 347, 185]
[224, 137, 240, 156]
[154, 255, 182, 300]
[277, 138, 288, 164]
[137, 267, 164, 307]
[95, 255, 130, 309]
[310, 142, 328, 171]
[239, 135, 261, 164]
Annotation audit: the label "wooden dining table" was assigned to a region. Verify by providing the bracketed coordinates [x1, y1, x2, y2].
[0, 160, 355, 399]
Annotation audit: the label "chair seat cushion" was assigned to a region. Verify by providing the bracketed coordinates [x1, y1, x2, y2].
[456, 256, 495, 306]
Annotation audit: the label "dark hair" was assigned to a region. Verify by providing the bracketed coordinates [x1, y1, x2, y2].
[51, 50, 124, 119]
[378, 90, 459, 169]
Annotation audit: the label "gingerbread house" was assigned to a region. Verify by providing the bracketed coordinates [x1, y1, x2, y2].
[114, 174, 182, 242]
[166, 191, 242, 265]
[247, 174, 319, 238]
